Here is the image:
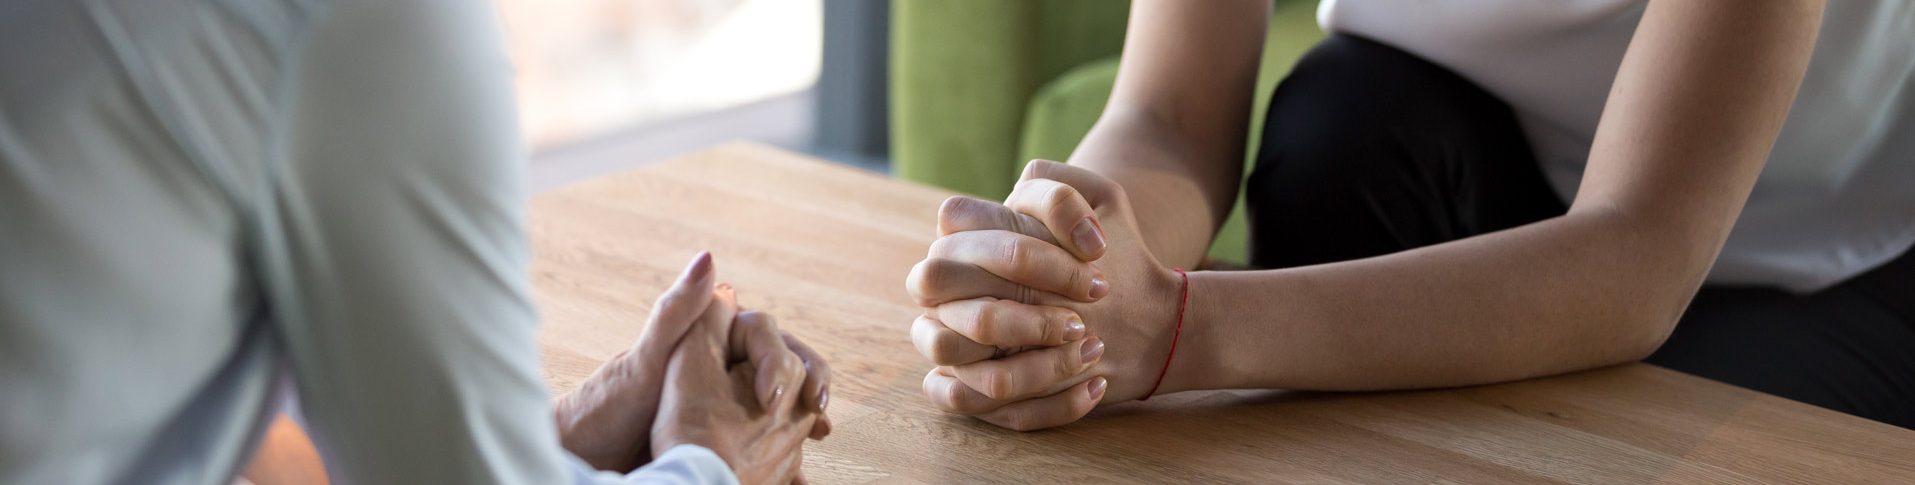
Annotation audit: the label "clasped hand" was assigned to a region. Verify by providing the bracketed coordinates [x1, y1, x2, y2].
[907, 160, 1184, 431]
[556, 253, 832, 484]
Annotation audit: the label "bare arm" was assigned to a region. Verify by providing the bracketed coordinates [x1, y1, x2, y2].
[1164, 0, 1825, 392]
[1068, 0, 1269, 269]
[908, 0, 1824, 429]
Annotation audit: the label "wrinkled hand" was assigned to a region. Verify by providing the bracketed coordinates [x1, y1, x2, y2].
[907, 160, 1183, 430]
[555, 253, 831, 473]
[652, 282, 825, 484]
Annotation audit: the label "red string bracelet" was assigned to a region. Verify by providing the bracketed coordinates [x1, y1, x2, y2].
[1139, 268, 1190, 401]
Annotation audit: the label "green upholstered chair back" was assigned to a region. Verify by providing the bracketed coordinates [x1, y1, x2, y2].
[890, 0, 1325, 263]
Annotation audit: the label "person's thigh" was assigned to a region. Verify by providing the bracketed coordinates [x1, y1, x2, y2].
[1646, 283, 1915, 429]
[1246, 34, 1565, 269]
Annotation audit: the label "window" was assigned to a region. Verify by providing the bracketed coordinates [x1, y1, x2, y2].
[495, 0, 823, 149]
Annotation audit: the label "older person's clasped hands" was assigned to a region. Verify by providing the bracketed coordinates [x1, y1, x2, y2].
[557, 253, 833, 483]
[907, 160, 1188, 431]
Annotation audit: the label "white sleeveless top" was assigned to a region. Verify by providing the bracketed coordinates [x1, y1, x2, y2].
[1320, 0, 1915, 292]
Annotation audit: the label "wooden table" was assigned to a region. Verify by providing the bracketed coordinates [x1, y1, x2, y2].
[527, 143, 1915, 484]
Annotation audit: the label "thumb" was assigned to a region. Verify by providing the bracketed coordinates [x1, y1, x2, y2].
[636, 251, 717, 358]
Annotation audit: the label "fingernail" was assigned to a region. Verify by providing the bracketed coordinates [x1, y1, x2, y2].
[1063, 318, 1086, 341]
[818, 388, 830, 412]
[681, 251, 713, 284]
[1088, 376, 1108, 400]
[1088, 271, 1110, 300]
[1080, 337, 1105, 364]
[1071, 217, 1106, 257]
[769, 385, 785, 409]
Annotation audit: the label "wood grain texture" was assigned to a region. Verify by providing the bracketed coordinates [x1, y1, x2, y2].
[529, 142, 1915, 484]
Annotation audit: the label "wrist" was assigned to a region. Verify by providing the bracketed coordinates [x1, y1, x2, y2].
[1127, 264, 1198, 398]
[1156, 269, 1220, 394]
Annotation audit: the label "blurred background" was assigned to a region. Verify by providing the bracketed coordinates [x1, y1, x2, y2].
[498, 0, 892, 189]
[499, 0, 1323, 266]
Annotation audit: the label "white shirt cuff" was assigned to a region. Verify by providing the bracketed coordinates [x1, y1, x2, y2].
[567, 444, 738, 485]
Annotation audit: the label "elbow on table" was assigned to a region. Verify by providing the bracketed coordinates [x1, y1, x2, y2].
[1601, 277, 1697, 366]
[1572, 206, 1717, 366]
[1558, 309, 1680, 377]
[1620, 312, 1681, 364]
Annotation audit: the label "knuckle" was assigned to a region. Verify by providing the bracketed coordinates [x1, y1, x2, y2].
[927, 235, 955, 259]
[938, 197, 988, 233]
[906, 260, 931, 295]
[736, 311, 770, 333]
[1042, 183, 1078, 212]
[781, 353, 806, 381]
[941, 391, 976, 415]
[1053, 347, 1079, 377]
[1010, 181, 1034, 202]
[1010, 179, 1037, 198]
[968, 309, 995, 345]
[1033, 312, 1058, 344]
[1001, 238, 1033, 277]
[924, 375, 957, 411]
[930, 329, 966, 365]
[985, 298, 1021, 315]
[911, 316, 938, 356]
[907, 260, 947, 306]
[1021, 159, 1049, 180]
[758, 325, 787, 348]
[980, 367, 1014, 400]
[1103, 180, 1128, 204]
[984, 300, 1022, 340]
[1004, 211, 1036, 240]
[989, 300, 1041, 344]
[1061, 264, 1084, 297]
[1052, 309, 1082, 340]
[916, 262, 943, 290]
[939, 380, 975, 414]
[749, 309, 778, 327]
[937, 196, 968, 222]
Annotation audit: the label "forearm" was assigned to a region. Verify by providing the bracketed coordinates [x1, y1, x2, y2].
[1157, 0, 1822, 393]
[1162, 209, 1703, 392]
[1067, 0, 1267, 269]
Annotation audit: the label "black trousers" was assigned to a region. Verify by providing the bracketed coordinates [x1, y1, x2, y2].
[1245, 35, 1915, 429]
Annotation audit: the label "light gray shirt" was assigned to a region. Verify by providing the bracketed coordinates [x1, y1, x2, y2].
[0, 0, 731, 483]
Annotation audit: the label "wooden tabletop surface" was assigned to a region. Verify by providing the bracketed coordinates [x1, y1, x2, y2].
[526, 143, 1915, 484]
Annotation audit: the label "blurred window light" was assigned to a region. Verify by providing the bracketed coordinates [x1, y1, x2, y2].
[494, 0, 823, 149]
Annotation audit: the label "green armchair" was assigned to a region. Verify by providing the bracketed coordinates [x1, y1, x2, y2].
[890, 0, 1325, 263]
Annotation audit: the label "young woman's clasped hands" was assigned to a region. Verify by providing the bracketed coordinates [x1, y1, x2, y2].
[907, 161, 1189, 431]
